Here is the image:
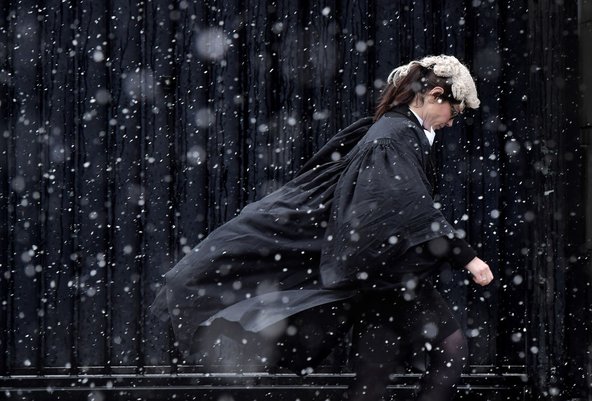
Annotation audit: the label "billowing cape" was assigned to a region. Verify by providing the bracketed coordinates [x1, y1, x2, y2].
[150, 108, 455, 357]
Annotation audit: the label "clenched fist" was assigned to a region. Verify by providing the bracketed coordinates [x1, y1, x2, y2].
[465, 257, 494, 286]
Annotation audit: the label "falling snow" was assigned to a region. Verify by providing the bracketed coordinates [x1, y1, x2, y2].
[0, 0, 589, 400]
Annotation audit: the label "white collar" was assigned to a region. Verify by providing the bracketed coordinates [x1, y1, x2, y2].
[409, 109, 436, 146]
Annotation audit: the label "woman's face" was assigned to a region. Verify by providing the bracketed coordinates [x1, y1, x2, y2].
[419, 89, 463, 130]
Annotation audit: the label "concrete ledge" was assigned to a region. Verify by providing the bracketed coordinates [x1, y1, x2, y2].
[0, 366, 531, 401]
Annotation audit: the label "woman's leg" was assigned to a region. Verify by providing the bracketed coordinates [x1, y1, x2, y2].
[416, 328, 468, 401]
[344, 290, 413, 401]
[346, 320, 405, 401]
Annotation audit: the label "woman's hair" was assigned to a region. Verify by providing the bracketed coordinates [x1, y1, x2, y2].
[373, 64, 458, 121]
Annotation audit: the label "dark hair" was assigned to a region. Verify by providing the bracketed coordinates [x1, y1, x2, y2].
[373, 64, 459, 121]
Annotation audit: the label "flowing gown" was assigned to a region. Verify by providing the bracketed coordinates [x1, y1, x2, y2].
[150, 108, 456, 363]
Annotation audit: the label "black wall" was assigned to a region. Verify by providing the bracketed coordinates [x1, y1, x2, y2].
[0, 0, 588, 400]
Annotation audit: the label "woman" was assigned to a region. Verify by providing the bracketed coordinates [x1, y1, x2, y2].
[151, 54, 493, 400]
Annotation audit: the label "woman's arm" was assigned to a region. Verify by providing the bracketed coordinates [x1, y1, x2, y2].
[420, 236, 494, 286]
[446, 237, 494, 286]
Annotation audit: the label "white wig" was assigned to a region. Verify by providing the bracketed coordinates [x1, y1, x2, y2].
[387, 55, 480, 109]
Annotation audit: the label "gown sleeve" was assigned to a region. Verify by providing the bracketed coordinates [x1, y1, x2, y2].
[319, 136, 458, 289]
[413, 235, 477, 268]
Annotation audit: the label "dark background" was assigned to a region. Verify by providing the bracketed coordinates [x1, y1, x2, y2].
[1, 0, 590, 400]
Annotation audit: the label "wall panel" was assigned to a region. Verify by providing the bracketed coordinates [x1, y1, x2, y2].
[0, 0, 587, 399]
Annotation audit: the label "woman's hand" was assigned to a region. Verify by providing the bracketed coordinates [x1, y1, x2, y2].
[464, 257, 494, 286]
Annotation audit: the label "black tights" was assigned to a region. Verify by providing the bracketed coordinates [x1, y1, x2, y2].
[417, 328, 468, 400]
[346, 327, 468, 401]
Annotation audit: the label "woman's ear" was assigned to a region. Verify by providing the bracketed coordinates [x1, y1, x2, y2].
[426, 86, 445, 104]
[428, 86, 445, 98]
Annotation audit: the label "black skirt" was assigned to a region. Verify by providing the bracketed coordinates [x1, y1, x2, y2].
[284, 244, 461, 372]
[351, 243, 461, 348]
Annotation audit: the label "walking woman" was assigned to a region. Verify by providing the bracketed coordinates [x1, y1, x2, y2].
[151, 54, 494, 400]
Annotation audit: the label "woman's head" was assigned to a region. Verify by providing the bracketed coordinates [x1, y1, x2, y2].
[374, 55, 480, 125]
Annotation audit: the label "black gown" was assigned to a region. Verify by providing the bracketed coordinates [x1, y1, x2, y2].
[150, 107, 464, 367]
